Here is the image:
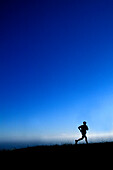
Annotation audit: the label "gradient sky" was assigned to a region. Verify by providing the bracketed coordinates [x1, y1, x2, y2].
[0, 0, 113, 144]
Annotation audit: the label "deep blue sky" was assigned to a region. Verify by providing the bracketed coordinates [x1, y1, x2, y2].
[1, 0, 113, 144]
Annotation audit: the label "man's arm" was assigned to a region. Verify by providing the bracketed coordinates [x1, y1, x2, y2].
[78, 125, 82, 130]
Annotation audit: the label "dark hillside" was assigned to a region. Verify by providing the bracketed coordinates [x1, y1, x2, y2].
[0, 142, 112, 167]
[1, 142, 113, 155]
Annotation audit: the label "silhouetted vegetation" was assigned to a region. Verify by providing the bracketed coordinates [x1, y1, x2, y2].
[1, 142, 113, 154]
[1, 142, 112, 167]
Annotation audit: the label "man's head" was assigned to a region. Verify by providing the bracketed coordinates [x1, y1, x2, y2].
[83, 121, 86, 125]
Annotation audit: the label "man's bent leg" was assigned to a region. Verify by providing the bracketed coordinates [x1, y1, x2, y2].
[75, 136, 84, 144]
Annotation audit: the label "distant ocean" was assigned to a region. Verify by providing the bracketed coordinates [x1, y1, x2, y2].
[0, 140, 72, 150]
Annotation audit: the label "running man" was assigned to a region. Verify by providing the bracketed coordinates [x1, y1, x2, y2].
[75, 121, 89, 144]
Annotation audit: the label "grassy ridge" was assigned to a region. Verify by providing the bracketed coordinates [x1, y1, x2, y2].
[1, 142, 113, 154]
[0, 142, 112, 167]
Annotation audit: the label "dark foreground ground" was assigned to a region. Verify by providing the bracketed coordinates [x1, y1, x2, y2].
[0, 142, 113, 167]
[0, 141, 113, 153]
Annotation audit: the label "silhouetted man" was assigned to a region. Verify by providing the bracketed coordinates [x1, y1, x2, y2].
[75, 121, 89, 144]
